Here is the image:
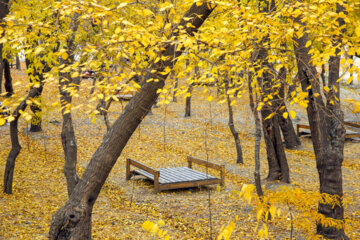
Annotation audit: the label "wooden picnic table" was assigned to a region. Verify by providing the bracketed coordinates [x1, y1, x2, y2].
[126, 156, 225, 193]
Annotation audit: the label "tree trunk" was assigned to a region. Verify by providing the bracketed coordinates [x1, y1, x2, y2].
[254, 102, 263, 198]
[16, 55, 21, 70]
[277, 66, 301, 149]
[248, 72, 264, 196]
[225, 79, 243, 164]
[0, 0, 9, 94]
[293, 4, 347, 238]
[59, 11, 81, 197]
[172, 73, 178, 102]
[49, 3, 215, 239]
[185, 66, 199, 117]
[3, 86, 44, 194]
[0, 44, 3, 94]
[184, 83, 193, 117]
[257, 42, 290, 183]
[3, 58, 14, 96]
[25, 54, 46, 132]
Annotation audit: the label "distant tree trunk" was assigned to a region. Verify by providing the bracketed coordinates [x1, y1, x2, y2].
[49, 3, 215, 239]
[348, 55, 354, 85]
[184, 83, 193, 117]
[185, 66, 199, 117]
[225, 77, 243, 164]
[16, 55, 20, 70]
[3, 85, 44, 194]
[293, 4, 348, 238]
[3, 58, 14, 96]
[172, 73, 178, 102]
[277, 66, 301, 149]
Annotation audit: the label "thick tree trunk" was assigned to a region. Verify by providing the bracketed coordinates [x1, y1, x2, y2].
[3, 58, 14, 96]
[225, 79, 243, 164]
[257, 42, 290, 183]
[293, 4, 347, 238]
[49, 3, 215, 239]
[3, 86, 44, 194]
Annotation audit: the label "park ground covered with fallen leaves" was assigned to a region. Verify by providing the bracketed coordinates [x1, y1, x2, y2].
[1, 66, 360, 239]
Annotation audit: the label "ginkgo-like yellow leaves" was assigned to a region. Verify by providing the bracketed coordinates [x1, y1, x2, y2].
[289, 110, 296, 119]
[283, 112, 289, 119]
[0, 118, 6, 126]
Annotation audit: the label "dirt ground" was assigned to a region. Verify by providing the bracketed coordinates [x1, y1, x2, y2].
[0, 68, 360, 239]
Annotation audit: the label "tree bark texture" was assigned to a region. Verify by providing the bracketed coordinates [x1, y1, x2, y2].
[3, 58, 14, 96]
[3, 86, 44, 194]
[0, 44, 3, 94]
[59, 11, 81, 197]
[16, 55, 20, 70]
[225, 78, 243, 164]
[258, 43, 290, 183]
[49, 3, 215, 239]
[184, 83, 193, 117]
[0, 0, 9, 93]
[277, 65, 301, 149]
[185, 66, 199, 118]
[293, 5, 347, 238]
[25, 58, 47, 132]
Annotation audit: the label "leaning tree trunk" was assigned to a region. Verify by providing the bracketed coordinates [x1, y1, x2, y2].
[293, 4, 347, 238]
[3, 85, 44, 194]
[3, 58, 14, 96]
[49, 3, 215, 239]
[224, 77, 243, 164]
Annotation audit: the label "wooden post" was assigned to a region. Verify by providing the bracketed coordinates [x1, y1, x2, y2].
[220, 165, 225, 186]
[188, 157, 193, 169]
[126, 158, 131, 180]
[154, 171, 160, 193]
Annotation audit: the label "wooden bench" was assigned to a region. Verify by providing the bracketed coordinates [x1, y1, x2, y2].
[126, 156, 225, 193]
[297, 122, 360, 139]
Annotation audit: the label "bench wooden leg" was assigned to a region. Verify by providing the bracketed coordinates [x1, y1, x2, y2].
[126, 158, 131, 180]
[220, 165, 225, 187]
[154, 171, 160, 193]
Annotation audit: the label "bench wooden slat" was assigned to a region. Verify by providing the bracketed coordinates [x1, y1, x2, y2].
[162, 168, 204, 182]
[177, 167, 217, 180]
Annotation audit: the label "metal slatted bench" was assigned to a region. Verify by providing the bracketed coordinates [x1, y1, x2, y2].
[126, 156, 225, 193]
